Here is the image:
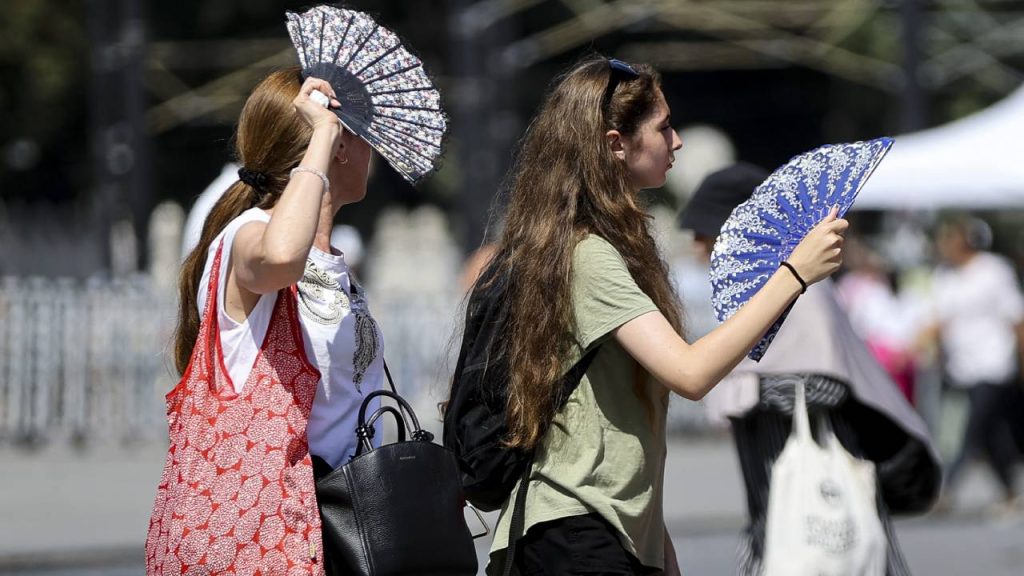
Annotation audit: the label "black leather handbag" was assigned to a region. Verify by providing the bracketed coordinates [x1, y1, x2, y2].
[313, 367, 482, 576]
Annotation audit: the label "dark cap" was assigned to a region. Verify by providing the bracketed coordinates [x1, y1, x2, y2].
[677, 162, 769, 238]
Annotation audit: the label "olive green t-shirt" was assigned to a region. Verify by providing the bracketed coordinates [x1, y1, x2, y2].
[488, 235, 668, 572]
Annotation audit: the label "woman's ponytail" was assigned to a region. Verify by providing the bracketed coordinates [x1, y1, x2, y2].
[172, 67, 312, 375]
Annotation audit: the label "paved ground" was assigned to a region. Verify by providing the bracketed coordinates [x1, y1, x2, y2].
[1, 436, 1021, 575]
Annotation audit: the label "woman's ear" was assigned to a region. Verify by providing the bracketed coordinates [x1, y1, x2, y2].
[334, 135, 349, 164]
[606, 129, 626, 161]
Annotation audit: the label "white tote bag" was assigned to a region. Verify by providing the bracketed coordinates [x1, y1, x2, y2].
[762, 382, 887, 576]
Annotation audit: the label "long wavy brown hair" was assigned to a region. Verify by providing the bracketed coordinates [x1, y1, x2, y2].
[488, 56, 683, 450]
[173, 67, 312, 375]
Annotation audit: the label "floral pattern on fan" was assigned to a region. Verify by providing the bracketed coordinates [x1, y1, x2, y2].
[709, 137, 893, 360]
[286, 6, 446, 184]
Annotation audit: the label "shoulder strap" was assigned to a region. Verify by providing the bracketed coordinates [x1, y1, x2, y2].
[382, 360, 398, 395]
[196, 240, 232, 393]
[501, 345, 599, 576]
[200, 239, 226, 328]
[553, 345, 600, 410]
[502, 458, 533, 576]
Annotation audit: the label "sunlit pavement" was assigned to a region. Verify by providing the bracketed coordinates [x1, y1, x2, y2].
[2, 437, 1021, 575]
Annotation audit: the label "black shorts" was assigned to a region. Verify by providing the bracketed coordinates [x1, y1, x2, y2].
[515, 513, 658, 576]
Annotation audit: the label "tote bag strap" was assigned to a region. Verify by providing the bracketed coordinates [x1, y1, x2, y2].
[198, 240, 234, 394]
[793, 380, 812, 443]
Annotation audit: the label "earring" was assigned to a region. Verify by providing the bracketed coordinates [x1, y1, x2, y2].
[339, 155, 349, 165]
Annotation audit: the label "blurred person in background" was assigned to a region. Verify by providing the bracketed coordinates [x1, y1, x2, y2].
[148, 68, 386, 573]
[924, 215, 1024, 515]
[469, 56, 847, 576]
[837, 237, 919, 405]
[680, 164, 940, 576]
[181, 162, 239, 258]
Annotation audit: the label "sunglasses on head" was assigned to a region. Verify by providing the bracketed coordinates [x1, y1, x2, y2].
[603, 58, 640, 114]
[608, 58, 639, 77]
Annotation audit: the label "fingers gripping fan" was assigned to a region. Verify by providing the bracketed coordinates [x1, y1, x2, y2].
[286, 6, 447, 184]
[709, 138, 893, 361]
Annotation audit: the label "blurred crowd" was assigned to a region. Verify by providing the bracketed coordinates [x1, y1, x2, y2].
[672, 207, 1024, 517]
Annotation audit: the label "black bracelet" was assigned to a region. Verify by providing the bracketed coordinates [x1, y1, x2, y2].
[779, 261, 807, 294]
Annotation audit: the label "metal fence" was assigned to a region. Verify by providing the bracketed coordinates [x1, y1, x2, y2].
[0, 274, 714, 445]
[0, 275, 473, 444]
[0, 275, 175, 444]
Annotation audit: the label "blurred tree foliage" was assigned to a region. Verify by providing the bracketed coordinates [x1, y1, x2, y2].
[2, 0, 1021, 219]
[0, 0, 88, 203]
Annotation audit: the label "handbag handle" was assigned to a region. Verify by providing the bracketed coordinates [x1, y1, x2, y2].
[358, 389, 421, 431]
[355, 389, 434, 449]
[357, 405, 407, 454]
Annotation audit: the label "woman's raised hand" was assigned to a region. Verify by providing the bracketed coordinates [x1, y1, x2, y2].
[785, 205, 849, 285]
[293, 76, 342, 132]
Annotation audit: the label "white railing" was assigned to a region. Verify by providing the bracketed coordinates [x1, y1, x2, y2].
[0, 274, 473, 444]
[0, 275, 175, 443]
[0, 275, 715, 445]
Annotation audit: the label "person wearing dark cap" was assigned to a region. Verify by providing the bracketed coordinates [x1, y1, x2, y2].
[675, 163, 770, 340]
[678, 164, 940, 576]
[678, 162, 769, 251]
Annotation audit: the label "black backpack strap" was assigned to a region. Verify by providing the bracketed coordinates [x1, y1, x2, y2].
[500, 345, 600, 576]
[553, 345, 600, 409]
[501, 457, 533, 576]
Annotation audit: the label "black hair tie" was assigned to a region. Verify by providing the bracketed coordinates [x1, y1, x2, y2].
[780, 260, 807, 294]
[238, 166, 269, 191]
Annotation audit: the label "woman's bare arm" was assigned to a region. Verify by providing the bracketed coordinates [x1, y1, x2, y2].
[233, 77, 342, 295]
[616, 207, 847, 400]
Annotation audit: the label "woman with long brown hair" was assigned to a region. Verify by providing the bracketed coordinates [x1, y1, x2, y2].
[477, 56, 848, 575]
[147, 67, 385, 574]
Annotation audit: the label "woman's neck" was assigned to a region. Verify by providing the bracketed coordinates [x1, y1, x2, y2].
[312, 188, 342, 254]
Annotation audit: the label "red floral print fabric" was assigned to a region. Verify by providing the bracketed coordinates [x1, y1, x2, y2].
[146, 242, 325, 575]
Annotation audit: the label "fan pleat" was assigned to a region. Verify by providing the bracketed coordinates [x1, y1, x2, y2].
[374, 90, 441, 111]
[372, 125, 442, 158]
[317, 11, 326, 64]
[367, 126, 439, 164]
[342, 23, 378, 70]
[350, 27, 401, 74]
[370, 86, 433, 97]
[366, 124, 436, 158]
[373, 117, 443, 144]
[353, 43, 403, 78]
[374, 103, 441, 113]
[364, 68, 431, 92]
[294, 17, 311, 69]
[364, 133, 426, 178]
[376, 109, 445, 130]
[361, 63, 422, 87]
[329, 16, 355, 66]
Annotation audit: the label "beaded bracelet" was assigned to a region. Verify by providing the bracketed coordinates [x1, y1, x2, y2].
[289, 166, 330, 195]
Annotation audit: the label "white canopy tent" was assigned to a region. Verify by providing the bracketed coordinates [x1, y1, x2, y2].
[854, 85, 1024, 210]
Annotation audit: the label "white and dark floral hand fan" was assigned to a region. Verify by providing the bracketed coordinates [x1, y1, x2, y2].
[709, 137, 893, 360]
[286, 6, 446, 184]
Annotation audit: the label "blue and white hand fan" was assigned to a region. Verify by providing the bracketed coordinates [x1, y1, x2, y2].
[286, 6, 447, 184]
[709, 137, 893, 360]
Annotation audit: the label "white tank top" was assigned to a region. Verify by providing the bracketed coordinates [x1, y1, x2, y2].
[197, 208, 384, 467]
